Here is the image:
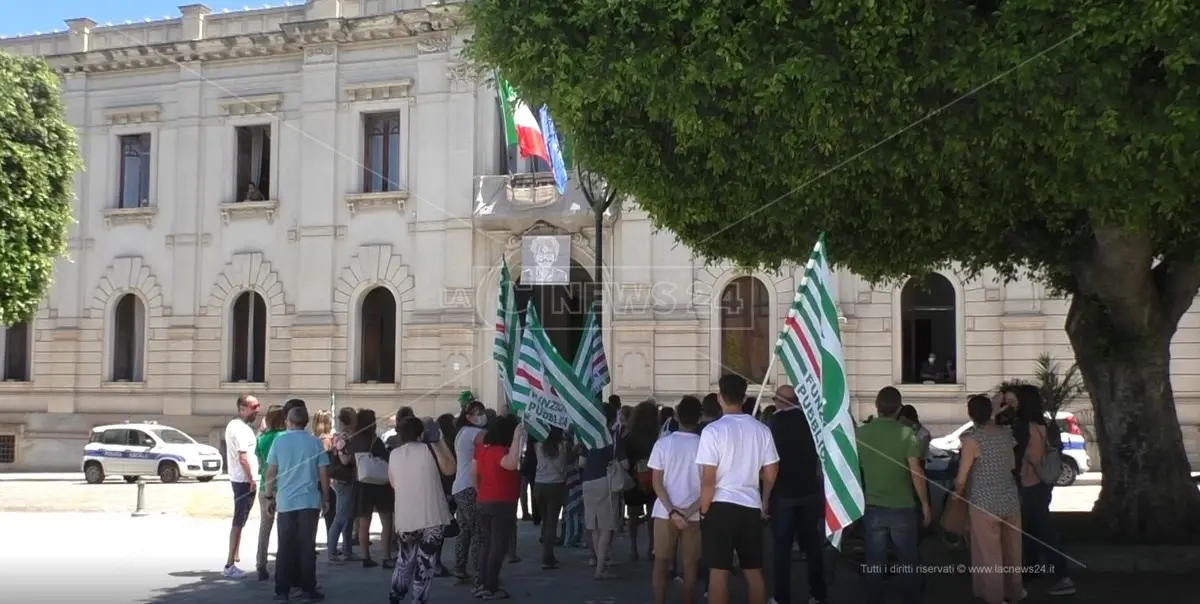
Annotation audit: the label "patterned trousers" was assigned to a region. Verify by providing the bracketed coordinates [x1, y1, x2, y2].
[452, 488, 482, 573]
[390, 526, 445, 604]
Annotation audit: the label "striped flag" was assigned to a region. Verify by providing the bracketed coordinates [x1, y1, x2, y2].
[525, 303, 612, 449]
[493, 260, 520, 409]
[511, 315, 553, 442]
[497, 76, 548, 162]
[775, 234, 864, 547]
[572, 303, 610, 397]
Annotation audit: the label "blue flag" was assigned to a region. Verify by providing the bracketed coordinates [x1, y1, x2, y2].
[538, 106, 569, 195]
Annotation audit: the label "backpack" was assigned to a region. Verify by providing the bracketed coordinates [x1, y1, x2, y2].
[1034, 424, 1063, 485]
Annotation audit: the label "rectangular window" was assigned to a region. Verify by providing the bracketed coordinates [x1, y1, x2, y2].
[234, 125, 272, 201]
[0, 435, 14, 464]
[118, 134, 152, 209]
[2, 322, 30, 381]
[362, 112, 402, 193]
[101, 429, 128, 446]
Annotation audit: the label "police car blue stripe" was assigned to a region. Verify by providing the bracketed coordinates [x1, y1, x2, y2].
[86, 450, 187, 462]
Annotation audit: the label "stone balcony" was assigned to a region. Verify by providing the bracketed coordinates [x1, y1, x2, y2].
[473, 173, 619, 233]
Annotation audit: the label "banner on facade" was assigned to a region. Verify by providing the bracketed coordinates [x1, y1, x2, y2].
[520, 235, 571, 285]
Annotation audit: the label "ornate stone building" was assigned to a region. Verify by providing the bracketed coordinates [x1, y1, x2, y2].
[0, 0, 1197, 470]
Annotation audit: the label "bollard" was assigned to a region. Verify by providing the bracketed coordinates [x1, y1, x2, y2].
[131, 477, 149, 517]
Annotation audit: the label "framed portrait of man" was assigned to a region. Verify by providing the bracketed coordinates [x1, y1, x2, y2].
[520, 235, 571, 285]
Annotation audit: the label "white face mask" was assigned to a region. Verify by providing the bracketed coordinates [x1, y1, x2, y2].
[471, 415, 487, 427]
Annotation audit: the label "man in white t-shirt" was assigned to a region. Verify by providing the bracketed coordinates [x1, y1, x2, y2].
[649, 395, 704, 604]
[695, 375, 779, 604]
[223, 393, 260, 579]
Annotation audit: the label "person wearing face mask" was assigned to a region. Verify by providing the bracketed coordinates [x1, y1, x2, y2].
[919, 352, 944, 383]
[449, 401, 489, 583]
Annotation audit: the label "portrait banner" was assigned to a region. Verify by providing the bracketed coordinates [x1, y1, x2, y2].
[520, 235, 571, 285]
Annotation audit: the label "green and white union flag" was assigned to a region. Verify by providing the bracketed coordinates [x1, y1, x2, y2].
[512, 309, 553, 442]
[572, 303, 610, 397]
[525, 303, 611, 450]
[492, 260, 520, 407]
[775, 234, 865, 546]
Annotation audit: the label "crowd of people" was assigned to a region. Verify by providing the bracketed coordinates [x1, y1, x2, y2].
[215, 374, 1076, 604]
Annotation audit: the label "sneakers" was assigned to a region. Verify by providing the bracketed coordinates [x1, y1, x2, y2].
[1047, 578, 1077, 596]
[221, 564, 247, 579]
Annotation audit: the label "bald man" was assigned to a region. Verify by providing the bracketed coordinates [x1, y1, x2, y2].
[766, 384, 826, 604]
[772, 385, 798, 410]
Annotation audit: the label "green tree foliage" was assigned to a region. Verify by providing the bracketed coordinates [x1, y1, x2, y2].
[467, 2, 1200, 541]
[0, 53, 80, 325]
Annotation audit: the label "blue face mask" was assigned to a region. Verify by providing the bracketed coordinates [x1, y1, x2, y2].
[471, 415, 488, 428]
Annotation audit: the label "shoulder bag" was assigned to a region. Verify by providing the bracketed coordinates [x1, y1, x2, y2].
[355, 451, 390, 485]
[1034, 424, 1063, 485]
[606, 438, 633, 493]
[426, 444, 461, 537]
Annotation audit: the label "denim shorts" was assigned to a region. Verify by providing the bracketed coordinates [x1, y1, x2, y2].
[231, 481, 256, 528]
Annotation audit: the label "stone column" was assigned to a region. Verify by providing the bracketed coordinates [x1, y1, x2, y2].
[179, 4, 212, 40]
[287, 40, 341, 392]
[63, 18, 96, 53]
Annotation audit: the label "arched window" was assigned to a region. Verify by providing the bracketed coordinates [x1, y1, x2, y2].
[901, 273, 958, 384]
[229, 291, 267, 383]
[111, 294, 146, 382]
[1, 321, 31, 382]
[719, 276, 771, 383]
[359, 287, 397, 383]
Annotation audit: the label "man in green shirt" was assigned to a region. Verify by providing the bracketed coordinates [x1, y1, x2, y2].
[855, 387, 931, 604]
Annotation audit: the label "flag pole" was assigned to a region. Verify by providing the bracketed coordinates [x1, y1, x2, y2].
[751, 355, 779, 417]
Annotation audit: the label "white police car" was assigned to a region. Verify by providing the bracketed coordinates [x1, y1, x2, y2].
[82, 421, 223, 484]
[929, 411, 1091, 486]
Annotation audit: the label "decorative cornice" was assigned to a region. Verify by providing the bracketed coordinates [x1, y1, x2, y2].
[102, 206, 158, 229]
[46, 5, 467, 75]
[345, 190, 408, 217]
[446, 62, 479, 93]
[417, 34, 451, 55]
[104, 105, 161, 125]
[219, 199, 279, 225]
[218, 93, 282, 116]
[343, 80, 413, 104]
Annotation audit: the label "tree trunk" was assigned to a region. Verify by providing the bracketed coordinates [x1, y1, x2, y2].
[1066, 241, 1200, 542]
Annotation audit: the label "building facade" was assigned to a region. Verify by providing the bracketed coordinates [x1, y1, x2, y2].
[1, 0, 1198, 470]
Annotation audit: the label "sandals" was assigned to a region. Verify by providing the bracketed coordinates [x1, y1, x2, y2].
[382, 558, 397, 569]
[593, 571, 617, 580]
[541, 562, 559, 570]
[483, 589, 511, 600]
[471, 586, 490, 598]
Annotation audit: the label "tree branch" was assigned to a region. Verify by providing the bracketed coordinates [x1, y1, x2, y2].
[1153, 250, 1200, 329]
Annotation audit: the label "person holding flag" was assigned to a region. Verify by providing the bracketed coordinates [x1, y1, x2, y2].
[765, 385, 826, 604]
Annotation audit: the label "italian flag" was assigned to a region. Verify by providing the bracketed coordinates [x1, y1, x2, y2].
[775, 234, 865, 548]
[498, 77, 549, 162]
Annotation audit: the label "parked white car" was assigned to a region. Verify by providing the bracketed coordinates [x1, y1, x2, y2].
[929, 411, 1090, 486]
[82, 421, 223, 484]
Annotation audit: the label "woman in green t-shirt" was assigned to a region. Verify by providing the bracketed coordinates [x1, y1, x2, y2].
[254, 405, 285, 579]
